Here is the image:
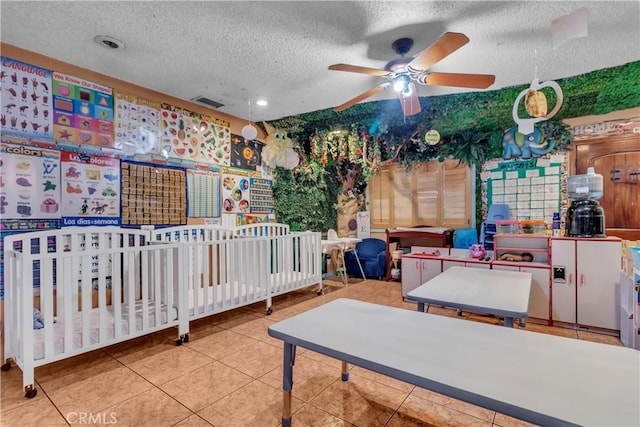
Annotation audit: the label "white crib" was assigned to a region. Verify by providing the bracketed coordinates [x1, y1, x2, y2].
[2, 227, 185, 398]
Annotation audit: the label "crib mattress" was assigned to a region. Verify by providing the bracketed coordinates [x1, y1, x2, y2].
[32, 301, 178, 361]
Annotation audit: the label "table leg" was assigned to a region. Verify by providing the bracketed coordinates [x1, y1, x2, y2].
[341, 361, 349, 381]
[504, 317, 514, 328]
[282, 342, 296, 427]
[417, 302, 425, 313]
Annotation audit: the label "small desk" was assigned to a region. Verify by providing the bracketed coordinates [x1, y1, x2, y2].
[406, 266, 532, 327]
[267, 298, 640, 427]
[321, 238, 365, 285]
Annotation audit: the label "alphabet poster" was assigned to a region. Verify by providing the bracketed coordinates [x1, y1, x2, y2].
[60, 152, 120, 226]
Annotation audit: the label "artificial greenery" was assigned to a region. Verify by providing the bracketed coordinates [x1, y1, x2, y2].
[267, 61, 640, 228]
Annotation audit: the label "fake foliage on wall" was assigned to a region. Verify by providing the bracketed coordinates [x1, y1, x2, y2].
[268, 62, 639, 229]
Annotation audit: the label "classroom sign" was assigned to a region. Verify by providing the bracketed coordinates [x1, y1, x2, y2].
[52, 72, 114, 148]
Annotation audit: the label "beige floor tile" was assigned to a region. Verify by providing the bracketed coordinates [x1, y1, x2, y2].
[299, 350, 345, 370]
[171, 413, 213, 426]
[388, 394, 492, 427]
[208, 309, 264, 329]
[0, 394, 69, 427]
[1, 361, 46, 413]
[411, 387, 495, 422]
[522, 323, 578, 339]
[219, 341, 282, 378]
[493, 411, 539, 427]
[228, 316, 277, 343]
[34, 349, 120, 391]
[197, 379, 303, 427]
[125, 345, 214, 385]
[104, 332, 180, 362]
[102, 387, 192, 427]
[309, 371, 409, 426]
[290, 404, 355, 426]
[46, 365, 153, 416]
[259, 356, 339, 402]
[161, 361, 253, 411]
[576, 330, 623, 346]
[186, 328, 258, 361]
[349, 366, 415, 393]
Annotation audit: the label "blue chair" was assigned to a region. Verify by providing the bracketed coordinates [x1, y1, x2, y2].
[344, 238, 386, 279]
[481, 204, 511, 250]
[454, 228, 478, 249]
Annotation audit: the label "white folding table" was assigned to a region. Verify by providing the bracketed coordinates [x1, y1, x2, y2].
[267, 298, 640, 427]
[406, 266, 532, 327]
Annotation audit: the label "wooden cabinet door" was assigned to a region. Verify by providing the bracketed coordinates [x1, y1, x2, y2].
[576, 240, 621, 329]
[550, 239, 577, 324]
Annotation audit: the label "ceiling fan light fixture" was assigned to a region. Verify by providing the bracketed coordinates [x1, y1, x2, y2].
[402, 85, 413, 97]
[393, 74, 410, 92]
[242, 124, 258, 141]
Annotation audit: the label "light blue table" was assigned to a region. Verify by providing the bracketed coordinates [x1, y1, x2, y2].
[406, 266, 532, 327]
[268, 298, 640, 427]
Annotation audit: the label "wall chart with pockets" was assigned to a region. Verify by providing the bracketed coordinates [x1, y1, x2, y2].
[160, 104, 231, 166]
[0, 143, 61, 228]
[0, 57, 54, 140]
[249, 177, 274, 214]
[60, 152, 121, 226]
[121, 161, 186, 226]
[114, 90, 161, 155]
[52, 72, 114, 148]
[186, 169, 220, 218]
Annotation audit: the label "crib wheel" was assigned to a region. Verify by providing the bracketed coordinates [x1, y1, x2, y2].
[175, 338, 183, 346]
[183, 333, 190, 343]
[1, 362, 11, 371]
[316, 290, 323, 296]
[25, 386, 37, 399]
[456, 309, 463, 317]
[266, 307, 273, 315]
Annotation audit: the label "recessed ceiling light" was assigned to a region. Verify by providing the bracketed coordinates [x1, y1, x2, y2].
[94, 35, 125, 50]
[256, 99, 268, 106]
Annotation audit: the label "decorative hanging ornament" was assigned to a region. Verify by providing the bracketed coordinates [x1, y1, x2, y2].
[525, 89, 548, 117]
[241, 124, 258, 141]
[424, 129, 441, 145]
[512, 77, 563, 135]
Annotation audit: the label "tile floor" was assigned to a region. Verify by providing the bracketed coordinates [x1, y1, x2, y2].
[0, 277, 622, 427]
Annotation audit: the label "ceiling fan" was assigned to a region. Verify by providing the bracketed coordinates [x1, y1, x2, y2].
[329, 32, 496, 116]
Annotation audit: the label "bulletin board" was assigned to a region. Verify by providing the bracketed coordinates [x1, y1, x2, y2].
[120, 161, 186, 226]
[486, 158, 563, 220]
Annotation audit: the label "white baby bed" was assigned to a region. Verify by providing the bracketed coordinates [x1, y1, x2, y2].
[2, 227, 185, 398]
[153, 224, 322, 324]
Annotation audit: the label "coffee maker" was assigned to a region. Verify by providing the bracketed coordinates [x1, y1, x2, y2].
[565, 167, 606, 237]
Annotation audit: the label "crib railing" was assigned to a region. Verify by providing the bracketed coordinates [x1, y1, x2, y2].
[2, 227, 184, 397]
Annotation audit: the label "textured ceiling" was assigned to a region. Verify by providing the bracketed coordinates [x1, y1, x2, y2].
[1, 1, 639, 122]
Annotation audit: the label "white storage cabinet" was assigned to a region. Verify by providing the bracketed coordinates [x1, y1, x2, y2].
[401, 255, 442, 296]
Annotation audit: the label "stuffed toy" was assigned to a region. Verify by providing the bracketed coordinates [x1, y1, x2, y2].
[260, 122, 299, 170]
[33, 308, 44, 330]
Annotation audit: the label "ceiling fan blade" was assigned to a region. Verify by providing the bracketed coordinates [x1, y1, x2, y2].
[333, 83, 390, 112]
[399, 83, 421, 116]
[328, 63, 390, 77]
[407, 32, 470, 72]
[424, 72, 495, 89]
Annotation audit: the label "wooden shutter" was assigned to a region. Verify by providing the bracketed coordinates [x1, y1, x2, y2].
[413, 162, 440, 226]
[441, 159, 470, 228]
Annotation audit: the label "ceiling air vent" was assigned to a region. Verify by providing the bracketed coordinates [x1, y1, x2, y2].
[191, 96, 224, 109]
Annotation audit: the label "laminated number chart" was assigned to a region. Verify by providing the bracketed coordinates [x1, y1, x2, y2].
[486, 159, 562, 220]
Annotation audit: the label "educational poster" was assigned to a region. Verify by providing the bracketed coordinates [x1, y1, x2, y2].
[114, 90, 161, 154]
[230, 133, 263, 170]
[249, 177, 274, 214]
[0, 57, 54, 139]
[160, 104, 231, 165]
[186, 169, 220, 218]
[220, 168, 260, 214]
[121, 161, 186, 226]
[52, 72, 114, 148]
[236, 213, 269, 226]
[60, 152, 120, 226]
[0, 143, 61, 227]
[485, 158, 563, 220]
